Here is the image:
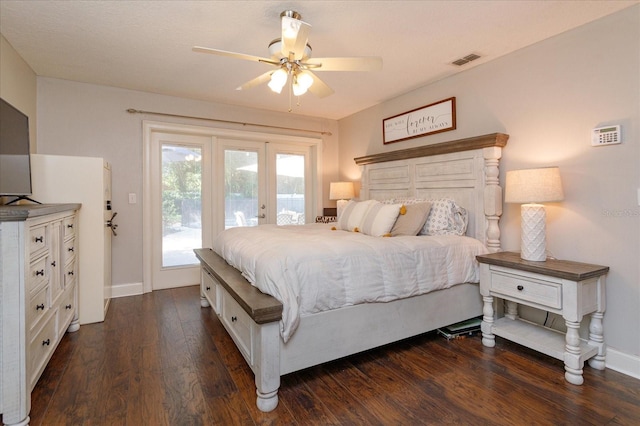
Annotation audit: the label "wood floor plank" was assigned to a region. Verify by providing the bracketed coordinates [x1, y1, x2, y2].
[27, 285, 640, 425]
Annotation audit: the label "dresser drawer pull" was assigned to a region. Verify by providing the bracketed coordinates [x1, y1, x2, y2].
[68, 247, 74, 252]
[35, 236, 43, 243]
[51, 261, 56, 267]
[66, 304, 72, 309]
[42, 339, 50, 346]
[67, 224, 74, 228]
[35, 269, 45, 276]
[36, 303, 45, 311]
[517, 285, 524, 291]
[231, 316, 237, 322]
[68, 271, 74, 276]
[206, 286, 211, 291]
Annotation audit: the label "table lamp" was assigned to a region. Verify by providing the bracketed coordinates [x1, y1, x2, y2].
[505, 167, 564, 261]
[329, 181, 355, 218]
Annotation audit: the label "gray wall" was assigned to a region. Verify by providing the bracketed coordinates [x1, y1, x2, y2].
[36, 78, 339, 289]
[339, 6, 639, 361]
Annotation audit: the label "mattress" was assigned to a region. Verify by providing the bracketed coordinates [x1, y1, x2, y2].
[213, 223, 488, 342]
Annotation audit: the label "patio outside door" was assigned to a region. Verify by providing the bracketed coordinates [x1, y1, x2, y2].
[150, 131, 213, 290]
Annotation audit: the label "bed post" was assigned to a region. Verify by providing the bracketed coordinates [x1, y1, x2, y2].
[482, 146, 503, 253]
[254, 321, 281, 412]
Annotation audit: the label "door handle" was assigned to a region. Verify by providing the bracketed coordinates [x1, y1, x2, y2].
[106, 211, 118, 236]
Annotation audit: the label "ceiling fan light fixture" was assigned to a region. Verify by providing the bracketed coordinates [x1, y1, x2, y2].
[270, 68, 288, 87]
[292, 81, 307, 97]
[296, 70, 314, 90]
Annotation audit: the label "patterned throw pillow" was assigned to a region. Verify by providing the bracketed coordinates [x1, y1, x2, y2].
[421, 198, 468, 236]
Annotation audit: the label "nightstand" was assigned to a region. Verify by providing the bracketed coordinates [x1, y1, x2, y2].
[476, 251, 609, 385]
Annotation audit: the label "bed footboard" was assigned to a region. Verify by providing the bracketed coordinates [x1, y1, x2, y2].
[194, 248, 283, 412]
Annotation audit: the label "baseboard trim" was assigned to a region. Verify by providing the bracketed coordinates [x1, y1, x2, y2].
[606, 347, 640, 380]
[111, 282, 144, 298]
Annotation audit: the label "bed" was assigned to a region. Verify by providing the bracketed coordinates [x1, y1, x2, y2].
[194, 132, 508, 412]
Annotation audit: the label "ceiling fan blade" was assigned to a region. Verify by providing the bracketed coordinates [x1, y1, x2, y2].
[305, 56, 383, 72]
[236, 71, 273, 91]
[192, 46, 276, 64]
[306, 72, 334, 98]
[281, 16, 311, 60]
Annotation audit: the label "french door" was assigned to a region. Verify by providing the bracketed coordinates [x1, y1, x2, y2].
[218, 139, 313, 233]
[143, 122, 320, 293]
[148, 131, 213, 290]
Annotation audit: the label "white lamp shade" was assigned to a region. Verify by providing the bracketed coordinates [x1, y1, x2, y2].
[329, 181, 355, 200]
[505, 167, 564, 203]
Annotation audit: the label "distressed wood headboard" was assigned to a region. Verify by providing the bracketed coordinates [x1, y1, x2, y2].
[354, 133, 508, 252]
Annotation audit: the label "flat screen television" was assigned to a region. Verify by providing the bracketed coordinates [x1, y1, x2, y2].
[0, 97, 39, 204]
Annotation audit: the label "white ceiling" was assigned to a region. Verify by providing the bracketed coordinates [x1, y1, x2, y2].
[1, 1, 637, 120]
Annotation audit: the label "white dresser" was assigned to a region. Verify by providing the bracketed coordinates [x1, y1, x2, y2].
[0, 204, 80, 426]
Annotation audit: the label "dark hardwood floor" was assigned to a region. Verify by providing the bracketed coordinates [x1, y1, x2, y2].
[26, 286, 640, 425]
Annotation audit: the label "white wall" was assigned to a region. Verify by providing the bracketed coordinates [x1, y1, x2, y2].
[339, 6, 640, 368]
[0, 34, 37, 151]
[36, 78, 339, 290]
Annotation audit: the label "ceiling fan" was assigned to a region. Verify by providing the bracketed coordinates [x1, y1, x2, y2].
[193, 10, 382, 106]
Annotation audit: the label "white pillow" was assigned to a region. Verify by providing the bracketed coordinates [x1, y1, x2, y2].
[338, 200, 377, 232]
[360, 202, 402, 236]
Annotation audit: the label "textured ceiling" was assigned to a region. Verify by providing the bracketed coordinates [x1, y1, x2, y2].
[1, 1, 637, 120]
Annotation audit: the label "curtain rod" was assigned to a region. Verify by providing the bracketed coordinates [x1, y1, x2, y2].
[126, 108, 332, 136]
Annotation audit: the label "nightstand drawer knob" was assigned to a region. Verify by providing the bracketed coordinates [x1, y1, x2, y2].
[517, 285, 524, 291]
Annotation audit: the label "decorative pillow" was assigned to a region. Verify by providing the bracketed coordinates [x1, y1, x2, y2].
[338, 199, 377, 232]
[360, 202, 402, 237]
[390, 202, 432, 236]
[420, 198, 468, 236]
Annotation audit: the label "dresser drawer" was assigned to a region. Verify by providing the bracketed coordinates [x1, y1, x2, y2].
[58, 284, 76, 339]
[29, 314, 57, 389]
[63, 215, 77, 239]
[491, 270, 562, 310]
[63, 237, 77, 264]
[221, 290, 253, 364]
[28, 255, 49, 293]
[29, 224, 48, 258]
[64, 260, 77, 288]
[28, 285, 50, 333]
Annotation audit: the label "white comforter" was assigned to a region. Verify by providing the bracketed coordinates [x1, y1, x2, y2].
[213, 224, 488, 342]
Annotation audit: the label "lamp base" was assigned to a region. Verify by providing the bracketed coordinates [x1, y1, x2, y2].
[520, 203, 547, 261]
[336, 199, 349, 219]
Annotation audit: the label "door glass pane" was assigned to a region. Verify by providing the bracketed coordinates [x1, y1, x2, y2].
[225, 150, 259, 228]
[276, 153, 305, 225]
[161, 144, 202, 267]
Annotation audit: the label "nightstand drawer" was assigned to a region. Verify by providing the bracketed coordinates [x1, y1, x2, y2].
[491, 270, 562, 310]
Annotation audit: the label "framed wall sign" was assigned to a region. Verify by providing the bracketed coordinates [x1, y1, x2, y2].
[383, 97, 456, 144]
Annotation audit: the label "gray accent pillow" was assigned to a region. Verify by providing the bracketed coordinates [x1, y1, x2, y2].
[390, 202, 432, 236]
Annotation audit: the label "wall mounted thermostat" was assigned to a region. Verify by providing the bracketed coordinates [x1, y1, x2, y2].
[592, 125, 621, 146]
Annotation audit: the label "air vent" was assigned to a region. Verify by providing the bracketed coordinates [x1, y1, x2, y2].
[452, 53, 481, 66]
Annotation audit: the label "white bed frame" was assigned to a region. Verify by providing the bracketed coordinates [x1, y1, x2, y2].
[196, 133, 508, 412]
